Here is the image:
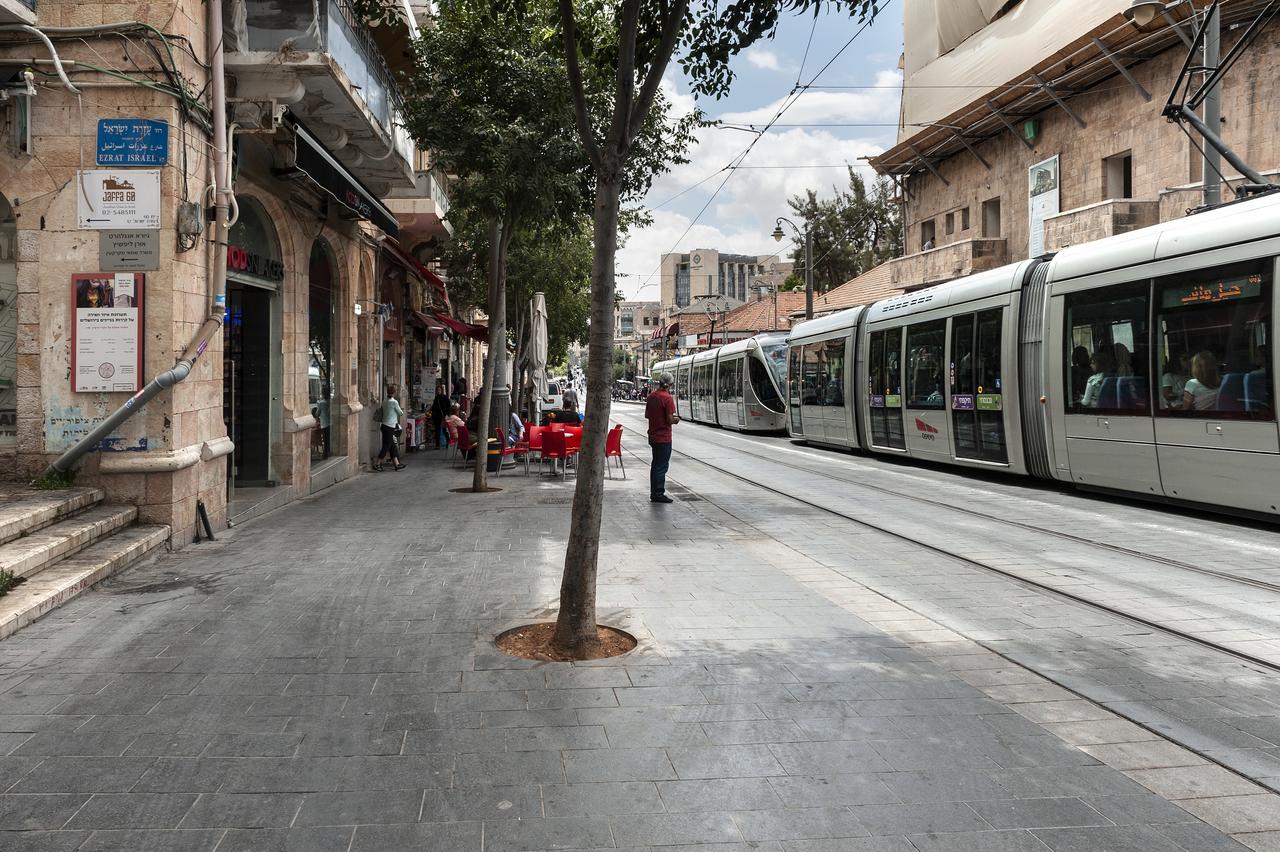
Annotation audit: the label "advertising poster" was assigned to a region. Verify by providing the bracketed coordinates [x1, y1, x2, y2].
[1028, 154, 1060, 258]
[71, 273, 144, 393]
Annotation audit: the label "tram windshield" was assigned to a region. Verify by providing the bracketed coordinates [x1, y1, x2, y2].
[761, 342, 788, 389]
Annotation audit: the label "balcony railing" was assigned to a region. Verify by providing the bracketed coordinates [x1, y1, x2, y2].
[226, 0, 413, 164]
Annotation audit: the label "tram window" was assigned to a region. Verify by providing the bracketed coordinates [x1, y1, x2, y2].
[750, 357, 785, 413]
[718, 362, 734, 402]
[906, 320, 946, 410]
[976, 309, 1002, 393]
[802, 344, 823, 406]
[952, 314, 975, 396]
[1155, 259, 1273, 420]
[885, 328, 902, 400]
[788, 347, 803, 431]
[1063, 282, 1151, 415]
[825, 339, 845, 407]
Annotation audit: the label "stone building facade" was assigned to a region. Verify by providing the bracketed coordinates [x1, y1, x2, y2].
[0, 0, 450, 546]
[870, 0, 1280, 287]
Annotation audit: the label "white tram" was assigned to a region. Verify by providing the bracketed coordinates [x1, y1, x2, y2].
[653, 334, 789, 433]
[786, 189, 1280, 516]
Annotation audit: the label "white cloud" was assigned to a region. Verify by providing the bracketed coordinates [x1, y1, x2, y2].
[615, 70, 902, 300]
[744, 48, 786, 72]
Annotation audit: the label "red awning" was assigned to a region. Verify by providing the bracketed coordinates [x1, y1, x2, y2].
[382, 237, 450, 309]
[432, 311, 488, 342]
[409, 311, 448, 336]
[650, 322, 679, 340]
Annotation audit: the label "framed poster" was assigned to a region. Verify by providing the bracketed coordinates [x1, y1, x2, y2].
[71, 273, 144, 393]
[1028, 154, 1060, 258]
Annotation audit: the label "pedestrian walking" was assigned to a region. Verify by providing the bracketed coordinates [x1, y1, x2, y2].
[374, 384, 406, 471]
[645, 372, 679, 503]
[430, 382, 451, 448]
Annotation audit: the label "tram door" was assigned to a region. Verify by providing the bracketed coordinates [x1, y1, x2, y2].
[867, 328, 906, 449]
[788, 347, 803, 435]
[950, 309, 1008, 463]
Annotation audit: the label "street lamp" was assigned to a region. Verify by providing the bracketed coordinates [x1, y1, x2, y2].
[1123, 0, 1166, 28]
[773, 216, 813, 321]
[702, 299, 719, 350]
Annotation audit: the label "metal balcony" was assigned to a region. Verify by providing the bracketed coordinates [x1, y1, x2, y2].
[224, 0, 415, 191]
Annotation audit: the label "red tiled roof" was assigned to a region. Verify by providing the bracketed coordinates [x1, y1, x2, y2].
[723, 292, 807, 332]
[796, 263, 902, 317]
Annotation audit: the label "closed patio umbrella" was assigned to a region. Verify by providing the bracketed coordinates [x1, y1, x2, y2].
[530, 292, 549, 409]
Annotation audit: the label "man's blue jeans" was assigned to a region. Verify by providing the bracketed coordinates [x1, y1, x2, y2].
[650, 440, 672, 498]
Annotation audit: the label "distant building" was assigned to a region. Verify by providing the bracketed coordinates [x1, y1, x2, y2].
[658, 250, 792, 312]
[614, 301, 663, 340]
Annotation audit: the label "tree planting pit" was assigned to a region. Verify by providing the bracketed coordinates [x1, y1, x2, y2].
[496, 623, 636, 662]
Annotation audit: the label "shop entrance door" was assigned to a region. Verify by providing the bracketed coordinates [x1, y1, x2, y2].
[224, 283, 274, 485]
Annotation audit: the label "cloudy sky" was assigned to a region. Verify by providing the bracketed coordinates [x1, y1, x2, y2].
[615, 3, 906, 301]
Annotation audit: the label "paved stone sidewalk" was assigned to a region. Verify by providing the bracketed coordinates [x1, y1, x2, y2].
[0, 440, 1273, 850]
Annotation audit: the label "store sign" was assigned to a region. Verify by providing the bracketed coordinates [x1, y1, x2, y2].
[99, 230, 159, 271]
[77, 170, 161, 229]
[71, 273, 144, 393]
[227, 244, 284, 281]
[96, 119, 169, 166]
[1028, 154, 1060, 258]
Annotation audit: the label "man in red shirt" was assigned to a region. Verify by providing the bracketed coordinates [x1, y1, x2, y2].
[645, 372, 680, 503]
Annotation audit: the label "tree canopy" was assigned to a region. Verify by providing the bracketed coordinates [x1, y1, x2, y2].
[786, 168, 902, 294]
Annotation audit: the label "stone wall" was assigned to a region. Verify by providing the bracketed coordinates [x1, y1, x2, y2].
[895, 22, 1280, 262]
[888, 238, 1009, 290]
[1042, 200, 1160, 253]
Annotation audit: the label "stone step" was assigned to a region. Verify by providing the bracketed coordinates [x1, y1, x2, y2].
[0, 525, 170, 640]
[0, 487, 105, 546]
[0, 504, 138, 580]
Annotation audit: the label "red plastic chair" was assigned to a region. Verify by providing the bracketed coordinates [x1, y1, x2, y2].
[605, 424, 625, 479]
[540, 430, 571, 478]
[492, 427, 521, 477]
[453, 425, 477, 469]
[548, 422, 566, 433]
[522, 425, 545, 475]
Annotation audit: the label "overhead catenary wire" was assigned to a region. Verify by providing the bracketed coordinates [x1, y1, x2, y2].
[638, 2, 894, 292]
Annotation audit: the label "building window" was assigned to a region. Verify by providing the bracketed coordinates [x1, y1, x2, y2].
[982, 197, 1001, 238]
[1104, 151, 1133, 200]
[945, 212, 955, 236]
[921, 219, 936, 250]
[961, 207, 970, 231]
[676, 264, 690, 307]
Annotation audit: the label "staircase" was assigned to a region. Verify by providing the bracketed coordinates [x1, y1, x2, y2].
[0, 486, 169, 639]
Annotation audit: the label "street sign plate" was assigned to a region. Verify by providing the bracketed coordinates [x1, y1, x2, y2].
[99, 230, 160, 271]
[77, 170, 161, 230]
[96, 119, 168, 166]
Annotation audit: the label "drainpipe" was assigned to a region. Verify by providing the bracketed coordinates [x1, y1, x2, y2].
[39, 1, 232, 480]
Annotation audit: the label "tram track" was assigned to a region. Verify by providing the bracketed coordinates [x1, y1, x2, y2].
[707, 430, 1280, 598]
[618, 430, 1280, 678]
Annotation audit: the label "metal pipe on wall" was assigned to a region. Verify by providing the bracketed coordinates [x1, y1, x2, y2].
[40, 5, 232, 480]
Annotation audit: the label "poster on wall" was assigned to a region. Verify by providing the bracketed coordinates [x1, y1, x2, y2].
[76, 170, 162, 230]
[1028, 155, 1060, 258]
[71, 273, 144, 393]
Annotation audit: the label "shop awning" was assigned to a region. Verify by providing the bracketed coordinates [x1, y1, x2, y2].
[284, 119, 400, 236]
[409, 311, 448, 336]
[382, 237, 450, 309]
[432, 311, 488, 342]
[650, 322, 679, 340]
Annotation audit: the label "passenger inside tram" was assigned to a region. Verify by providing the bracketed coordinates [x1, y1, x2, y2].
[1160, 351, 1190, 409]
[1070, 346, 1090, 404]
[1183, 350, 1222, 411]
[1081, 350, 1114, 408]
[1113, 342, 1135, 377]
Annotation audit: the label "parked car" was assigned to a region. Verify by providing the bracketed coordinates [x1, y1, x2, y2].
[540, 380, 564, 413]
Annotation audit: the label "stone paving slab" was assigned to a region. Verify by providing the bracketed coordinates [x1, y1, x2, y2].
[616, 408, 1280, 806]
[0, 434, 1274, 850]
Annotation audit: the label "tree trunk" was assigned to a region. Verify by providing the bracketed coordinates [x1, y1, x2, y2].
[490, 225, 513, 444]
[552, 177, 622, 655]
[471, 218, 504, 492]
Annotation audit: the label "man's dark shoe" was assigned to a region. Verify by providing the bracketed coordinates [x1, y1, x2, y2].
[650, 494, 673, 503]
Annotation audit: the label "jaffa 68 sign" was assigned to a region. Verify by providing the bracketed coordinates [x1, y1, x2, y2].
[77, 170, 161, 230]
